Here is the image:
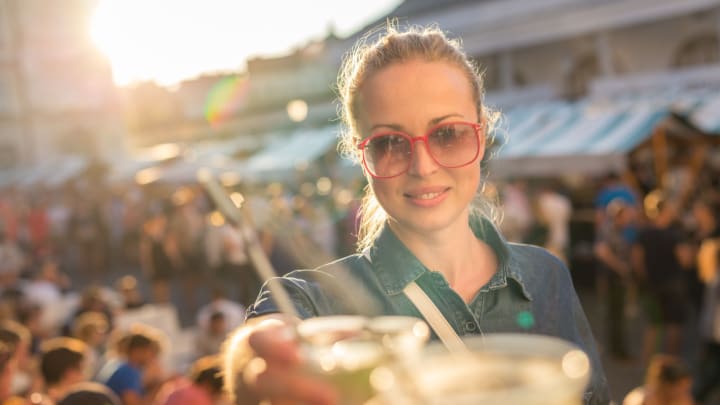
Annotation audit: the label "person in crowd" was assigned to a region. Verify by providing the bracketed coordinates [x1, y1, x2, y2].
[165, 188, 207, 316]
[535, 182, 573, 263]
[121, 189, 146, 267]
[260, 195, 330, 273]
[39, 337, 89, 403]
[220, 24, 609, 405]
[195, 311, 226, 358]
[0, 230, 25, 295]
[0, 321, 34, 397]
[595, 199, 636, 360]
[196, 287, 245, 335]
[498, 179, 533, 243]
[56, 382, 121, 405]
[96, 328, 162, 405]
[623, 354, 694, 405]
[677, 196, 710, 327]
[156, 356, 225, 405]
[70, 311, 109, 378]
[139, 208, 174, 304]
[104, 188, 128, 270]
[0, 341, 25, 405]
[22, 258, 69, 336]
[69, 198, 105, 278]
[114, 276, 145, 311]
[15, 300, 44, 357]
[47, 193, 72, 265]
[691, 196, 720, 402]
[632, 190, 692, 364]
[294, 197, 338, 262]
[63, 287, 114, 337]
[27, 200, 50, 261]
[595, 172, 639, 230]
[205, 214, 260, 308]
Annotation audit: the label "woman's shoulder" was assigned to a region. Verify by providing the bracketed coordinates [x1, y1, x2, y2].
[261, 253, 383, 317]
[504, 242, 572, 286]
[506, 242, 567, 270]
[275, 253, 376, 300]
[284, 253, 369, 279]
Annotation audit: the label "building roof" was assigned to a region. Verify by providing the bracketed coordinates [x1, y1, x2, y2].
[390, 0, 486, 18]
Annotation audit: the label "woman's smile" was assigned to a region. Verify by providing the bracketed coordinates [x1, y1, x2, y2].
[403, 186, 450, 207]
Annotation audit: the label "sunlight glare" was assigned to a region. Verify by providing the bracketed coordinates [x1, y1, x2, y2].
[89, 0, 402, 86]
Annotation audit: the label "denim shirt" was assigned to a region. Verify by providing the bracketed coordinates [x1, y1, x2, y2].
[248, 218, 610, 405]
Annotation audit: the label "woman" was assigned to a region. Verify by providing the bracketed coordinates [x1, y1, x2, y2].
[224, 25, 610, 405]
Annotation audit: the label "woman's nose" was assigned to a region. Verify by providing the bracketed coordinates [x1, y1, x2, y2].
[407, 139, 439, 177]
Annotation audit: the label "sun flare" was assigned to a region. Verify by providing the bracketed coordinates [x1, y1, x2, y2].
[90, 0, 209, 86]
[89, 0, 401, 87]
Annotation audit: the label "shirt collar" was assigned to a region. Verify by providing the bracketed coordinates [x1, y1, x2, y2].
[366, 216, 532, 300]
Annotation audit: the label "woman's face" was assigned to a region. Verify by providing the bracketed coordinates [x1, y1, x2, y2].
[357, 60, 483, 238]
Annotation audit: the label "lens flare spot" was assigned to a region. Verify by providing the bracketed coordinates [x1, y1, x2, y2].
[562, 350, 590, 379]
[287, 99, 308, 122]
[370, 366, 395, 392]
[204, 76, 250, 128]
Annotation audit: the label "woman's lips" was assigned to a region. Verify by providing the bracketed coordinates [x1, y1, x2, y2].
[404, 187, 449, 206]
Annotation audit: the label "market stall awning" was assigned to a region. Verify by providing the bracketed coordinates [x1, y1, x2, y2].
[489, 96, 692, 178]
[497, 102, 670, 157]
[689, 92, 720, 134]
[7, 156, 89, 189]
[241, 126, 338, 181]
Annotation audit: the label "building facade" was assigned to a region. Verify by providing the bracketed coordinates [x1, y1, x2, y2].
[206, 0, 720, 181]
[196, 0, 720, 142]
[0, 0, 125, 170]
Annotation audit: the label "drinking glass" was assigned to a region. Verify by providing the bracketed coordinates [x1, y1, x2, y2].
[372, 333, 591, 405]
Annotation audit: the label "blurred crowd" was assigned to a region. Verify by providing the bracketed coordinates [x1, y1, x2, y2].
[0, 177, 363, 405]
[0, 156, 717, 404]
[496, 160, 720, 404]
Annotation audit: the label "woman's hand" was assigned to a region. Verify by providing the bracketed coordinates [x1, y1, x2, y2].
[233, 316, 339, 405]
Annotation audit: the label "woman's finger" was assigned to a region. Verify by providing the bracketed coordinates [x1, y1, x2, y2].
[248, 321, 301, 365]
[250, 360, 338, 405]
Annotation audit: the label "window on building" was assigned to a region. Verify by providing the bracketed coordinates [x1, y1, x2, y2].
[673, 33, 720, 67]
[565, 54, 599, 99]
[472, 55, 526, 92]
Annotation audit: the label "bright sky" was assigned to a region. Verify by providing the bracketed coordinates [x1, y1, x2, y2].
[90, 0, 402, 87]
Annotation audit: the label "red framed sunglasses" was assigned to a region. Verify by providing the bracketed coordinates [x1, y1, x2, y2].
[357, 121, 483, 179]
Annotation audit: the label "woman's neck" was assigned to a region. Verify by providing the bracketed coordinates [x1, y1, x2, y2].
[389, 219, 498, 302]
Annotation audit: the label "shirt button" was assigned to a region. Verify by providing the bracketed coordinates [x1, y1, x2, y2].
[464, 321, 477, 332]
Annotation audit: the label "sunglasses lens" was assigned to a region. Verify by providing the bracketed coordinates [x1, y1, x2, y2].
[364, 133, 411, 178]
[427, 123, 479, 167]
[361, 123, 480, 178]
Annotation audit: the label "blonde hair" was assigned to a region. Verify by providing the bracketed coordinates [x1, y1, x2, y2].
[336, 23, 500, 251]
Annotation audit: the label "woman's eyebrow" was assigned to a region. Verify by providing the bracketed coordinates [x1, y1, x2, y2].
[428, 113, 463, 126]
[369, 114, 464, 133]
[369, 123, 403, 132]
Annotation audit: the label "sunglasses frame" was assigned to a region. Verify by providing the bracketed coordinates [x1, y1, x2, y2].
[357, 121, 483, 179]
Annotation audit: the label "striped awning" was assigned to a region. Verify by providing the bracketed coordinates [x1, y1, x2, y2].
[689, 92, 720, 134]
[489, 87, 717, 178]
[241, 126, 339, 180]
